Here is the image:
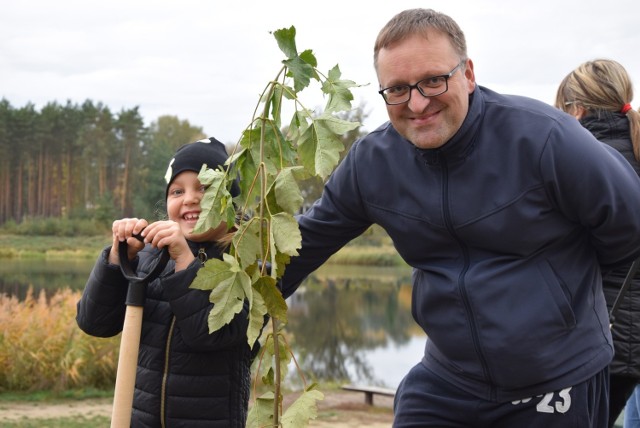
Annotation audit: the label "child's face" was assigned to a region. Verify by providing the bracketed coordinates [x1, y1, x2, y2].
[166, 170, 227, 242]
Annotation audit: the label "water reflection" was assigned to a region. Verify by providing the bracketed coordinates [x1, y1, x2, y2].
[0, 258, 96, 299]
[287, 265, 423, 387]
[0, 259, 426, 388]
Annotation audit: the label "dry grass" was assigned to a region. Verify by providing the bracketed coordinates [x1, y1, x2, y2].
[0, 288, 119, 393]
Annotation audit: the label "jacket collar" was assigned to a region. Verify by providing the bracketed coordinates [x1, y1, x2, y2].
[579, 111, 630, 142]
[186, 239, 222, 258]
[414, 85, 483, 166]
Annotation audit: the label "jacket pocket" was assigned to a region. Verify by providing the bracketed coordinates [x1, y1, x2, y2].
[538, 260, 577, 329]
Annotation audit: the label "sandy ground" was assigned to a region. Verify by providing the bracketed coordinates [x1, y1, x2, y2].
[0, 390, 394, 427]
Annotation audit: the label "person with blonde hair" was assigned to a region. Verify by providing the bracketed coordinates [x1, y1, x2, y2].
[556, 59, 640, 428]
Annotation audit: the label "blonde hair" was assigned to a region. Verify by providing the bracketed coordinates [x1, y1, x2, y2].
[555, 59, 640, 161]
[216, 230, 235, 249]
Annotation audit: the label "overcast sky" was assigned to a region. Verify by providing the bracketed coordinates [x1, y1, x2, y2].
[2, 0, 638, 145]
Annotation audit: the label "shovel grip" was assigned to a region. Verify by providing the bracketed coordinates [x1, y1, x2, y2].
[117, 231, 170, 307]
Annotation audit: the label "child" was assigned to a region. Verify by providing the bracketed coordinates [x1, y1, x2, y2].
[76, 137, 254, 428]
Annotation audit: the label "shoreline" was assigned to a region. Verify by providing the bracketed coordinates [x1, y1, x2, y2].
[0, 390, 394, 427]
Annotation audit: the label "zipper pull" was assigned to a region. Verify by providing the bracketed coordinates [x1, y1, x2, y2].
[197, 248, 208, 266]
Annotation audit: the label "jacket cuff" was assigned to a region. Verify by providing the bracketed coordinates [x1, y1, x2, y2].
[97, 246, 129, 279]
[162, 257, 200, 300]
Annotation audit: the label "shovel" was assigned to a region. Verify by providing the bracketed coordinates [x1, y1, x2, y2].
[110, 234, 170, 428]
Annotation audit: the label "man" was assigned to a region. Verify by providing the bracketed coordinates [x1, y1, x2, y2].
[281, 8, 640, 427]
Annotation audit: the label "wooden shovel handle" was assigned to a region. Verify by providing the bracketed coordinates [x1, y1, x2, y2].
[110, 306, 143, 427]
[110, 232, 169, 427]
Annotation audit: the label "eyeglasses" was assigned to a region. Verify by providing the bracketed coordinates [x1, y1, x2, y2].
[378, 62, 465, 105]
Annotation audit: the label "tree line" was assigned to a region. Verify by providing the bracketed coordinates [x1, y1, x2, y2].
[0, 98, 209, 228]
[0, 98, 368, 230]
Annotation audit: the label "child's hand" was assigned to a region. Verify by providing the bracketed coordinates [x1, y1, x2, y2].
[141, 220, 195, 271]
[108, 218, 148, 265]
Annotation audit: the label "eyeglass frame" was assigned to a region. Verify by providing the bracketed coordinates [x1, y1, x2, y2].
[378, 61, 466, 105]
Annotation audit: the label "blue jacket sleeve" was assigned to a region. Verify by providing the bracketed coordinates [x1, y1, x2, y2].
[540, 115, 640, 270]
[280, 140, 373, 298]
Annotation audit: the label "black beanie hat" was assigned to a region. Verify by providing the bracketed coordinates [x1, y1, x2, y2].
[164, 137, 240, 198]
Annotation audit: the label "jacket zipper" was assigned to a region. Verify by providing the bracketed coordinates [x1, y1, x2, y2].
[440, 154, 497, 400]
[159, 246, 205, 425]
[160, 316, 177, 428]
[198, 247, 207, 266]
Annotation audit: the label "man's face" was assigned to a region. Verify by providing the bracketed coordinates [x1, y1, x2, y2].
[376, 31, 475, 149]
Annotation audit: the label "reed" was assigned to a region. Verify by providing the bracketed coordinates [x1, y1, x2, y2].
[0, 288, 119, 393]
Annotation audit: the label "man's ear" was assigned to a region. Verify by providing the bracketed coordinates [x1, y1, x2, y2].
[464, 59, 475, 93]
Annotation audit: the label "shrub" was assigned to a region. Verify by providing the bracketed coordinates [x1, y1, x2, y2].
[1, 217, 109, 237]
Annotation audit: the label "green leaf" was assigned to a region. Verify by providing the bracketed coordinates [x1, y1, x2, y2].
[224, 252, 253, 297]
[225, 146, 245, 165]
[296, 117, 349, 181]
[190, 258, 234, 291]
[235, 131, 262, 208]
[295, 124, 318, 176]
[268, 83, 285, 129]
[286, 110, 307, 144]
[314, 113, 360, 179]
[206, 255, 252, 333]
[247, 286, 268, 348]
[273, 27, 297, 59]
[258, 332, 291, 383]
[264, 123, 298, 171]
[316, 110, 362, 134]
[233, 219, 261, 269]
[299, 49, 318, 68]
[274, 251, 291, 278]
[313, 126, 343, 179]
[239, 125, 295, 182]
[255, 341, 275, 386]
[254, 276, 288, 323]
[283, 56, 316, 93]
[322, 64, 358, 112]
[246, 391, 275, 428]
[274, 167, 304, 214]
[194, 164, 234, 234]
[271, 212, 301, 257]
[281, 388, 325, 427]
[261, 367, 275, 387]
[268, 217, 281, 280]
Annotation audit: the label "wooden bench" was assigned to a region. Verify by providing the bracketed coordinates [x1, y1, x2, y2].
[341, 384, 396, 406]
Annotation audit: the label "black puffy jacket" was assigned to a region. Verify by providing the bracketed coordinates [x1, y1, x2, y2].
[76, 241, 255, 427]
[582, 112, 640, 380]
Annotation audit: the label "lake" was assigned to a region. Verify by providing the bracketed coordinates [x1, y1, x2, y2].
[0, 258, 426, 389]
